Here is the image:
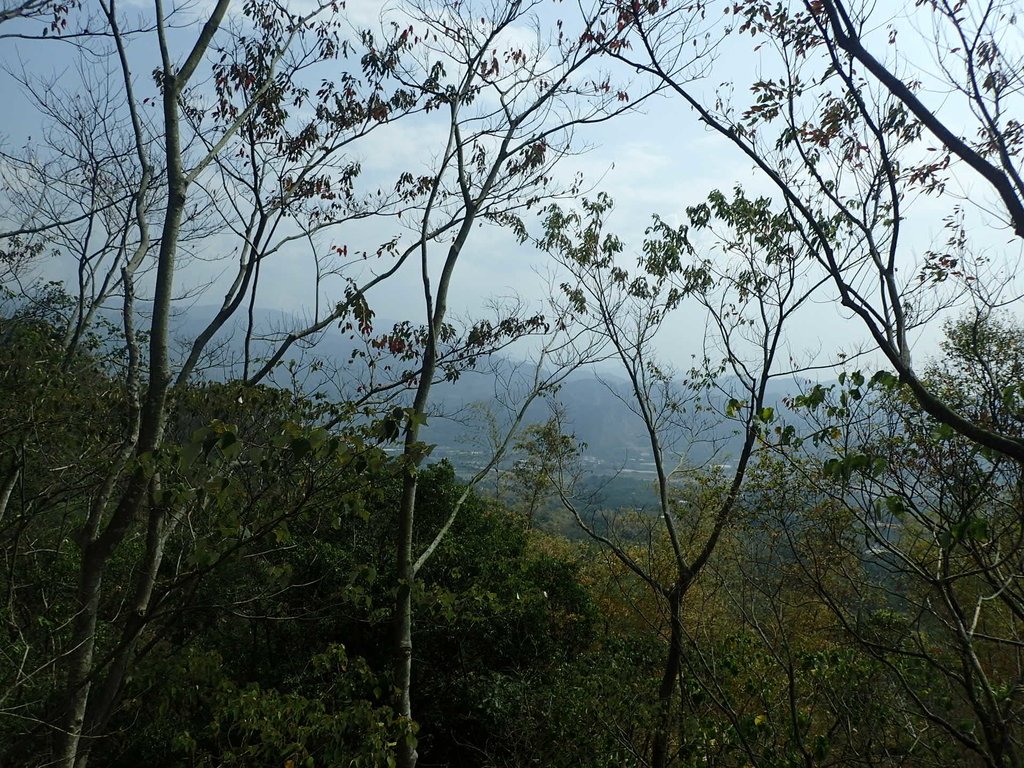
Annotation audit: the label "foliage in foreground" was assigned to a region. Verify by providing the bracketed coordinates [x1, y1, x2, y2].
[4, 303, 1024, 768]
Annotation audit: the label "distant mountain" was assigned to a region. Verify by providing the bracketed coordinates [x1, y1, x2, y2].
[424, 368, 814, 474]
[158, 306, 816, 474]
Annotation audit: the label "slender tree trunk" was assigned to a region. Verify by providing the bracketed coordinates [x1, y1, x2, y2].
[55, 55, 189, 767]
[56, 464, 155, 766]
[0, 460, 20, 525]
[394, 468, 420, 768]
[56, 558, 103, 768]
[652, 585, 683, 768]
[394, 335, 436, 768]
[393, 149, 484, 768]
[73, 506, 180, 768]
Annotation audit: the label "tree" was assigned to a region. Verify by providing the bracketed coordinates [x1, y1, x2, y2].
[756, 313, 1024, 767]
[607, 0, 1024, 465]
[510, 409, 582, 529]
[0, 3, 413, 765]
[539, 187, 817, 767]
[589, 3, 1024, 761]
[0, 0, 68, 31]
[370, 3, 643, 763]
[1, 0, 643, 764]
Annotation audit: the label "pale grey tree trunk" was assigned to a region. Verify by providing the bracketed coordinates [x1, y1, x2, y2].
[55, 3, 230, 764]
[0, 460, 19, 526]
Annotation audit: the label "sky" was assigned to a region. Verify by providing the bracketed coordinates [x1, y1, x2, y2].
[1, 0, 1019, 379]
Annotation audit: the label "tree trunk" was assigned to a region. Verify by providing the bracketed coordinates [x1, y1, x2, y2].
[56, 557, 103, 768]
[394, 467, 419, 768]
[0, 460, 19, 525]
[54, 55, 189, 766]
[73, 506, 179, 768]
[652, 586, 683, 768]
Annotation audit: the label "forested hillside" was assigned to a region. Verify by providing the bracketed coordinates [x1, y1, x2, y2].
[3, 1, 1024, 767]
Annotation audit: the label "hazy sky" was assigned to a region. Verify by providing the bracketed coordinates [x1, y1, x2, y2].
[2, 0, 1017, 376]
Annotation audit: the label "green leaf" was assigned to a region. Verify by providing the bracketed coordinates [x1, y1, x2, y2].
[291, 437, 313, 460]
[180, 440, 203, 470]
[219, 432, 242, 461]
[870, 370, 900, 389]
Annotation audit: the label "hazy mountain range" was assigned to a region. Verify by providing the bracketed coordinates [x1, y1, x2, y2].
[163, 306, 816, 476]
